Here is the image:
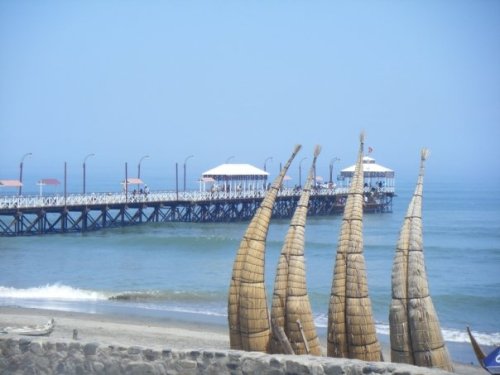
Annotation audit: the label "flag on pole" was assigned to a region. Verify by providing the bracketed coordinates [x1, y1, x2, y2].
[368, 147, 373, 154]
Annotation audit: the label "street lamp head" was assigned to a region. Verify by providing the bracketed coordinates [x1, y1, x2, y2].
[21, 152, 33, 163]
[137, 155, 150, 179]
[84, 153, 95, 164]
[183, 155, 194, 192]
[19, 153, 32, 195]
[330, 157, 340, 166]
[264, 156, 273, 171]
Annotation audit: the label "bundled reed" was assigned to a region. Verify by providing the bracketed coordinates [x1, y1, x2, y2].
[327, 133, 382, 361]
[269, 145, 322, 356]
[228, 144, 302, 352]
[389, 149, 453, 372]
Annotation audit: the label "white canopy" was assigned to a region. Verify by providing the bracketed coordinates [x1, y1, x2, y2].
[202, 164, 269, 179]
[200, 164, 269, 192]
[341, 156, 394, 178]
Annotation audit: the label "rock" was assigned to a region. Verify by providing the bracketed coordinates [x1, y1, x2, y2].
[19, 338, 32, 353]
[190, 350, 201, 358]
[161, 349, 173, 359]
[203, 351, 214, 359]
[285, 358, 312, 374]
[93, 361, 105, 373]
[84, 342, 99, 356]
[323, 362, 345, 375]
[362, 364, 386, 374]
[43, 341, 55, 352]
[128, 346, 143, 355]
[214, 351, 227, 358]
[126, 361, 156, 375]
[56, 361, 67, 374]
[56, 342, 68, 351]
[69, 342, 81, 352]
[143, 348, 160, 361]
[29, 342, 42, 355]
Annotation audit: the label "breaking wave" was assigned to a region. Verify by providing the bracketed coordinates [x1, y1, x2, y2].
[0, 284, 225, 304]
[0, 284, 107, 301]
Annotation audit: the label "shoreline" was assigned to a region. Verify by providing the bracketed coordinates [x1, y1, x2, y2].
[0, 305, 484, 375]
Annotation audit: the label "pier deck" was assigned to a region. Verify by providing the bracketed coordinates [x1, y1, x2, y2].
[0, 187, 394, 236]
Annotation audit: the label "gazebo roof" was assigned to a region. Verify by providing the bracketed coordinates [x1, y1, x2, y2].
[37, 178, 61, 185]
[341, 156, 394, 178]
[202, 164, 269, 179]
[0, 179, 23, 187]
[122, 178, 144, 185]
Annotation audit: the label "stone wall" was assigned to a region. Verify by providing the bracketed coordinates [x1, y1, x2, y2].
[0, 337, 453, 375]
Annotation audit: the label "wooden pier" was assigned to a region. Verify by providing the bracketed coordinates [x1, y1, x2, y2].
[0, 187, 394, 236]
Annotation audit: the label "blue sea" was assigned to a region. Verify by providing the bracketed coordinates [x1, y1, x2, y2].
[1, 179, 499, 365]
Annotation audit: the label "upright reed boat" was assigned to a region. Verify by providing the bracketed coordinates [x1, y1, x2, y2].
[269, 145, 322, 356]
[327, 133, 382, 361]
[228, 144, 301, 352]
[389, 149, 453, 372]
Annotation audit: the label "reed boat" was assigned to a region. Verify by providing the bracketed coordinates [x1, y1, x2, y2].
[327, 133, 382, 361]
[389, 149, 453, 372]
[0, 318, 55, 336]
[228, 145, 301, 352]
[269, 146, 322, 356]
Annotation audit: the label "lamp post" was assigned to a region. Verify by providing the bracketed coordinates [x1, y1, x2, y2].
[183, 154, 194, 192]
[125, 162, 128, 202]
[175, 162, 179, 200]
[329, 157, 340, 184]
[264, 156, 272, 172]
[19, 152, 32, 195]
[225, 155, 235, 164]
[137, 155, 150, 179]
[299, 157, 308, 187]
[83, 153, 95, 194]
[64, 161, 67, 205]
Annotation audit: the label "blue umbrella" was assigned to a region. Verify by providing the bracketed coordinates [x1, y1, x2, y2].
[484, 347, 500, 375]
[468, 327, 500, 375]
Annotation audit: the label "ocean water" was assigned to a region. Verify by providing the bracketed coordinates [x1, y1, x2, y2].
[0, 179, 499, 365]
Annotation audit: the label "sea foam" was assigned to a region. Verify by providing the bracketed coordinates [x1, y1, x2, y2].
[0, 284, 107, 301]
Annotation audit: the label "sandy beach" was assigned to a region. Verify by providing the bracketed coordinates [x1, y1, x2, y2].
[0, 306, 485, 375]
[0, 306, 229, 351]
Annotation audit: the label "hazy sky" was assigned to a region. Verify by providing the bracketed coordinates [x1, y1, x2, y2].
[1, 1, 499, 192]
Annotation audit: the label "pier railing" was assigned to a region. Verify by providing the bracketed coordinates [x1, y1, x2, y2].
[0, 187, 388, 210]
[0, 189, 320, 210]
